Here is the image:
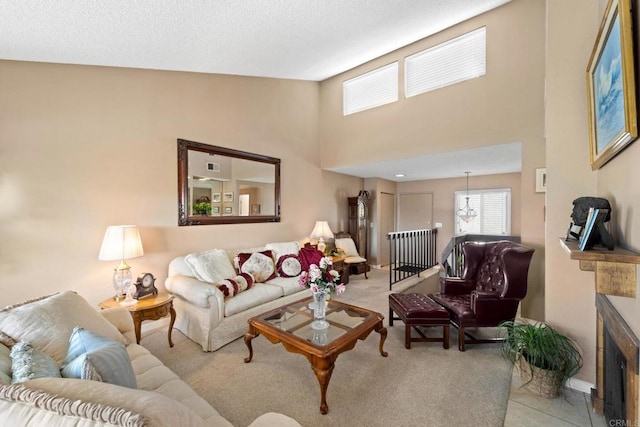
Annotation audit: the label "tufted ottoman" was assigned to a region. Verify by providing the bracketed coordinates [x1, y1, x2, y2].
[388, 293, 450, 349]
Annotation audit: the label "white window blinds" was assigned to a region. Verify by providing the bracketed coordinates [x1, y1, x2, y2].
[343, 62, 398, 115]
[405, 27, 486, 98]
[455, 188, 511, 235]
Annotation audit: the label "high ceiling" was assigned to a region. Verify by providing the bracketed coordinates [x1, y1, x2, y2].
[0, 0, 517, 181]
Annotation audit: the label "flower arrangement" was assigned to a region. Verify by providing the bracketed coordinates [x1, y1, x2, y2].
[299, 257, 346, 296]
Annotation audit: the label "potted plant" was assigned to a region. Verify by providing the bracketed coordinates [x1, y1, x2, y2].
[500, 320, 583, 398]
[193, 201, 211, 215]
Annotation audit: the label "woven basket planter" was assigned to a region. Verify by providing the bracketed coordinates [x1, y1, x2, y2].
[518, 358, 564, 399]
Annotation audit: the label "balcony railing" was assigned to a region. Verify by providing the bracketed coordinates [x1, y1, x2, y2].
[388, 228, 437, 290]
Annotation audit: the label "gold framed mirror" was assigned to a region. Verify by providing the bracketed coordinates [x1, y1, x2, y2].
[177, 139, 281, 226]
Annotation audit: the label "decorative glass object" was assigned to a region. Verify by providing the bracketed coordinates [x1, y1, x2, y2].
[311, 292, 329, 330]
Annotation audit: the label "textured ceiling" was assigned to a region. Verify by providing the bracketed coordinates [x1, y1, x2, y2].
[0, 0, 510, 81]
[1, 0, 517, 181]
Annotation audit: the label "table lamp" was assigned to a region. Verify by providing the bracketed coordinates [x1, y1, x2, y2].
[310, 221, 333, 254]
[98, 225, 144, 301]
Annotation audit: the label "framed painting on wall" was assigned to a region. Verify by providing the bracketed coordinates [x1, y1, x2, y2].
[212, 193, 222, 203]
[223, 192, 234, 203]
[586, 0, 637, 170]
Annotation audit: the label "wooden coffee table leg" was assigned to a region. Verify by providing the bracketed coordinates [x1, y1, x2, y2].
[244, 327, 259, 363]
[168, 303, 176, 348]
[376, 321, 388, 357]
[310, 358, 336, 414]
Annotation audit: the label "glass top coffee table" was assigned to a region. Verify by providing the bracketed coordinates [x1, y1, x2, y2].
[244, 297, 388, 414]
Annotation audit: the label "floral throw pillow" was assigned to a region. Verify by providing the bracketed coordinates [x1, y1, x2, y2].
[237, 250, 277, 283]
[276, 254, 302, 277]
[217, 273, 255, 298]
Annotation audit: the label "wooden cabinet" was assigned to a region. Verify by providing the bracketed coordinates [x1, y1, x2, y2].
[348, 195, 369, 259]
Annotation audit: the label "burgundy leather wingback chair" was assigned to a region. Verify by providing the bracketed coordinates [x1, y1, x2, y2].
[429, 240, 534, 351]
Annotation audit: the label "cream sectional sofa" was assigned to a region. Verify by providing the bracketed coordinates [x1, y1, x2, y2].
[0, 291, 300, 427]
[165, 241, 313, 352]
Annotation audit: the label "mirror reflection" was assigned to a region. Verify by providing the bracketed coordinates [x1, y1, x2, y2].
[178, 139, 281, 225]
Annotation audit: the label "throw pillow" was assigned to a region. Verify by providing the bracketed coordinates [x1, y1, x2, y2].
[0, 291, 128, 366]
[10, 342, 62, 384]
[298, 246, 324, 271]
[184, 249, 237, 284]
[237, 250, 277, 282]
[61, 327, 136, 389]
[276, 254, 302, 277]
[217, 273, 255, 298]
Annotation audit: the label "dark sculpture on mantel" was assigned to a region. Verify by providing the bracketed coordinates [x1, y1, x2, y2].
[565, 196, 614, 250]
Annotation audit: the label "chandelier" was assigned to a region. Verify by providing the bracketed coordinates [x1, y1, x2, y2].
[456, 172, 477, 223]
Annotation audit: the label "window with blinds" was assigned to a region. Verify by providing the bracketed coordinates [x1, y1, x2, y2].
[343, 62, 398, 115]
[454, 188, 511, 235]
[405, 27, 486, 98]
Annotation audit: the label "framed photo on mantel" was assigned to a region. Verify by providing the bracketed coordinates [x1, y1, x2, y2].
[586, 0, 638, 170]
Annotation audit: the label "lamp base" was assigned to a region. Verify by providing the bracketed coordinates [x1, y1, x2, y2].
[113, 266, 133, 302]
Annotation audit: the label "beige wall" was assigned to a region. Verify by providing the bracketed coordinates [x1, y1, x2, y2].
[0, 60, 361, 307]
[320, 0, 547, 319]
[544, 0, 640, 388]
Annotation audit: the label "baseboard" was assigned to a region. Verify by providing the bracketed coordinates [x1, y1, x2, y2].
[566, 377, 594, 394]
[371, 264, 382, 269]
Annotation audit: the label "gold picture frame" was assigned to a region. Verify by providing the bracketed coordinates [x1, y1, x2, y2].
[586, 0, 637, 170]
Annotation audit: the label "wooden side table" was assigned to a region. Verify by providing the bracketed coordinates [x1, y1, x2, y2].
[99, 292, 176, 347]
[331, 256, 350, 285]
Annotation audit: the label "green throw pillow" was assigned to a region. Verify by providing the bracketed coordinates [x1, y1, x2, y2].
[61, 327, 136, 389]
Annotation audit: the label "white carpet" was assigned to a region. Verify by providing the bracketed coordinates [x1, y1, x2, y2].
[143, 268, 512, 427]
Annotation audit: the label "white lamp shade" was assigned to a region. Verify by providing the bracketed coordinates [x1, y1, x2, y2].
[98, 225, 144, 261]
[310, 221, 334, 240]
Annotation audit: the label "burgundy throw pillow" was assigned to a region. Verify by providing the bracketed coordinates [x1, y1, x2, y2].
[276, 254, 302, 277]
[298, 246, 324, 271]
[217, 273, 255, 298]
[237, 250, 277, 282]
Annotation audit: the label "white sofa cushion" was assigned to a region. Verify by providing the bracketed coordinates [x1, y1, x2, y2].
[17, 377, 225, 427]
[0, 291, 128, 366]
[184, 249, 238, 284]
[126, 343, 230, 425]
[224, 284, 283, 317]
[0, 381, 145, 426]
[0, 344, 11, 385]
[265, 276, 304, 296]
[265, 241, 300, 261]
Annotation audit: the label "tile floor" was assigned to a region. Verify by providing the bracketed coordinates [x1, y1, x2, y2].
[504, 370, 608, 426]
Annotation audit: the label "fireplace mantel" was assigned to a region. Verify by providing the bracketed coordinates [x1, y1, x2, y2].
[559, 238, 640, 298]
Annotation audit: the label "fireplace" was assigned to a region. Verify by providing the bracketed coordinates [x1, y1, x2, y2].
[593, 294, 639, 424]
[605, 327, 627, 421]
